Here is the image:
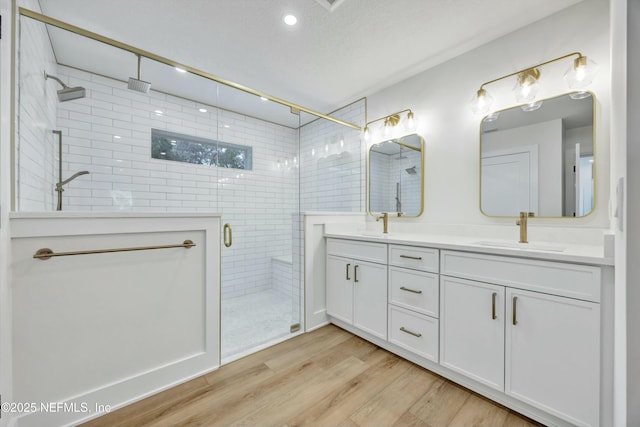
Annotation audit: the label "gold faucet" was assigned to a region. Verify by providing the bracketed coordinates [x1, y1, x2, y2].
[376, 212, 389, 234]
[516, 211, 534, 243]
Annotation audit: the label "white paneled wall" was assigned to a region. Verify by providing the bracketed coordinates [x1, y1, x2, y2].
[299, 100, 366, 212]
[17, 10, 57, 210]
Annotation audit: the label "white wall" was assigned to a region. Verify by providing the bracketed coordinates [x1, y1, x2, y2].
[365, 0, 611, 236]
[624, 1, 640, 425]
[0, 0, 14, 425]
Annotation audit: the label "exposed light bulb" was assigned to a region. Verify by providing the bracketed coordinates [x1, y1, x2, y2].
[564, 55, 598, 90]
[384, 118, 392, 136]
[405, 111, 416, 131]
[363, 126, 370, 141]
[513, 68, 540, 104]
[470, 88, 494, 115]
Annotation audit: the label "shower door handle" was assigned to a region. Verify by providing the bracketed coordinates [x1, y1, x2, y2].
[224, 223, 233, 247]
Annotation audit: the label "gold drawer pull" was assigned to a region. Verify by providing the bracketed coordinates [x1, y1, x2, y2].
[346, 263, 351, 280]
[400, 286, 422, 294]
[512, 296, 518, 326]
[491, 292, 497, 320]
[354, 265, 359, 283]
[400, 327, 422, 338]
[399, 255, 422, 260]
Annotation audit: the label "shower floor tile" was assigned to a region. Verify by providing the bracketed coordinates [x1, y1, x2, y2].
[221, 289, 296, 360]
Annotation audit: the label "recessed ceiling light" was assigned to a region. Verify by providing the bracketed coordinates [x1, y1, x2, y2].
[175, 67, 187, 73]
[199, 108, 208, 113]
[155, 110, 163, 115]
[113, 135, 121, 139]
[223, 124, 231, 128]
[283, 14, 297, 26]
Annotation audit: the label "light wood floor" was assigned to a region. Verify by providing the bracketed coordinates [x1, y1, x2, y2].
[80, 325, 544, 427]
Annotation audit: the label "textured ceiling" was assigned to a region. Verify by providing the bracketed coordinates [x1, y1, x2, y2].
[35, 0, 583, 126]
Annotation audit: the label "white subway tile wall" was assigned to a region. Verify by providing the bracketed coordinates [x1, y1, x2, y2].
[299, 101, 366, 212]
[17, 10, 58, 211]
[51, 66, 297, 298]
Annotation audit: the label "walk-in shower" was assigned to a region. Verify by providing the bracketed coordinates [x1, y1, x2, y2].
[18, 8, 363, 365]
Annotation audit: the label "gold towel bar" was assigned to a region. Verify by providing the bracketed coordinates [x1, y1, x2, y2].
[33, 240, 195, 260]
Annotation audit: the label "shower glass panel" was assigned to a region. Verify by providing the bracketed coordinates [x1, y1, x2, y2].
[214, 84, 302, 361]
[17, 14, 303, 362]
[299, 101, 366, 212]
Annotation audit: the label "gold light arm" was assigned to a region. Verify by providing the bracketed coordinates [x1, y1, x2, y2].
[366, 109, 413, 128]
[478, 52, 584, 91]
[19, 8, 362, 131]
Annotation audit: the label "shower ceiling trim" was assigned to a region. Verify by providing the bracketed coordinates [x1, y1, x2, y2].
[18, 7, 362, 131]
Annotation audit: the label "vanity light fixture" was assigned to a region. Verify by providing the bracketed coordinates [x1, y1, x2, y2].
[364, 109, 416, 141]
[470, 52, 597, 115]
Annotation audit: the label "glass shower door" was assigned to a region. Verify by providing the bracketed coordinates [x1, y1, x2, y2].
[216, 89, 301, 362]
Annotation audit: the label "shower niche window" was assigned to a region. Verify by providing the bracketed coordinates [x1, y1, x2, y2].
[151, 129, 253, 170]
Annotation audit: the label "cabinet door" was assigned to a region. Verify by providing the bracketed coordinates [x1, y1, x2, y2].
[506, 288, 600, 427]
[353, 260, 388, 339]
[440, 276, 505, 391]
[326, 255, 353, 324]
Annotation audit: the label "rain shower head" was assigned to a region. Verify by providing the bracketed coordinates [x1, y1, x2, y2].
[128, 54, 151, 93]
[405, 166, 417, 175]
[45, 73, 86, 102]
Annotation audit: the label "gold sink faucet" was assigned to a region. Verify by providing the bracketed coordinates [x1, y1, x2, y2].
[516, 211, 535, 243]
[376, 212, 389, 234]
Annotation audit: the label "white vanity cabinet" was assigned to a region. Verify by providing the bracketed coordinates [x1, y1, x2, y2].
[326, 239, 388, 339]
[440, 250, 601, 427]
[387, 244, 440, 362]
[324, 235, 608, 427]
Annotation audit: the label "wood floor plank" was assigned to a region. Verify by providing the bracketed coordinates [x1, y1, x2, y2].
[81, 325, 547, 427]
[409, 378, 471, 426]
[287, 350, 410, 427]
[391, 411, 433, 427]
[147, 360, 323, 427]
[447, 393, 509, 427]
[226, 356, 370, 427]
[264, 326, 353, 372]
[349, 364, 439, 427]
[80, 376, 211, 427]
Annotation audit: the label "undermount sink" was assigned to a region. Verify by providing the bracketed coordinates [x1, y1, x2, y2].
[473, 240, 566, 252]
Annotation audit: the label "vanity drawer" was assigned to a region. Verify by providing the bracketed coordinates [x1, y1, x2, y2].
[388, 305, 439, 362]
[440, 250, 601, 302]
[326, 238, 387, 264]
[389, 267, 439, 317]
[389, 245, 439, 273]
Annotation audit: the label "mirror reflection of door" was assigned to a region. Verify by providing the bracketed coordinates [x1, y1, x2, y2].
[481, 146, 538, 216]
[480, 92, 595, 217]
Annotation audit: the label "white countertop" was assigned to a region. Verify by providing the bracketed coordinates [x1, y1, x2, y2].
[324, 231, 613, 266]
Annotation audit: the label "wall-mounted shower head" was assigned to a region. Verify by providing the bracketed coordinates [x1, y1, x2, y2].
[45, 73, 86, 102]
[405, 166, 417, 175]
[128, 54, 151, 93]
